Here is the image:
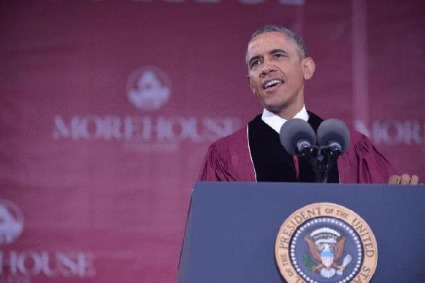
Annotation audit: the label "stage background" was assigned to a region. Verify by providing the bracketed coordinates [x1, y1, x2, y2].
[0, 0, 424, 282]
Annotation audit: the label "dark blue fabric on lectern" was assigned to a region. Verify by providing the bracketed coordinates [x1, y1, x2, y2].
[178, 182, 425, 283]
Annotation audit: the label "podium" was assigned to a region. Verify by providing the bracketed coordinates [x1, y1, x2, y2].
[178, 182, 425, 282]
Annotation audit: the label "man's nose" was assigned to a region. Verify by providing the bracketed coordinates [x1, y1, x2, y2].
[259, 61, 276, 77]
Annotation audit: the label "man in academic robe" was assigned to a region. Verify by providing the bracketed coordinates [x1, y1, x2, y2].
[198, 25, 419, 185]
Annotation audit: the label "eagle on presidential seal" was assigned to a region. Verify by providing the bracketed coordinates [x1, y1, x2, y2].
[304, 227, 352, 278]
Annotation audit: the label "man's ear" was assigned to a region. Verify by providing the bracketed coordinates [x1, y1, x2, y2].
[302, 57, 316, 80]
[247, 74, 255, 93]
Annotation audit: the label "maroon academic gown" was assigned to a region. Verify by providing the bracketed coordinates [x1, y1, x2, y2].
[198, 117, 397, 184]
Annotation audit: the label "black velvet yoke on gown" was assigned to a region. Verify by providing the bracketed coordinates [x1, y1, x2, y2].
[248, 112, 339, 183]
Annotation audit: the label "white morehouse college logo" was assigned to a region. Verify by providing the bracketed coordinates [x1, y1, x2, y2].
[53, 66, 241, 151]
[0, 200, 24, 245]
[0, 200, 95, 283]
[126, 66, 171, 112]
[275, 203, 378, 283]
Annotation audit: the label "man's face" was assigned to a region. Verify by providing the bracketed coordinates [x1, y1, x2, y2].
[246, 31, 315, 119]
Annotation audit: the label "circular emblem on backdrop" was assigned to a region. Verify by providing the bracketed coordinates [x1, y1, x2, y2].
[0, 200, 24, 245]
[126, 66, 172, 111]
[275, 203, 378, 283]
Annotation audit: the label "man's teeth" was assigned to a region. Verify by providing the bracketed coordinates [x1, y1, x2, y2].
[264, 79, 282, 89]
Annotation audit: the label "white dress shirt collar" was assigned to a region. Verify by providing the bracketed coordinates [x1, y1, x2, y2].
[261, 106, 309, 133]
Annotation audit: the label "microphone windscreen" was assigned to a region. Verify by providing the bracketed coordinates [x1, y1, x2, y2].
[279, 119, 316, 155]
[317, 119, 350, 154]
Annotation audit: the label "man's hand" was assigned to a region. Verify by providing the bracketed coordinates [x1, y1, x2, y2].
[388, 174, 420, 185]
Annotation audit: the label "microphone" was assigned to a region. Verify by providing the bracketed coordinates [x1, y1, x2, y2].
[280, 119, 317, 156]
[317, 119, 350, 156]
[279, 118, 350, 183]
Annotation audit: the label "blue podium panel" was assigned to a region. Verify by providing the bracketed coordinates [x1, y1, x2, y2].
[179, 182, 425, 283]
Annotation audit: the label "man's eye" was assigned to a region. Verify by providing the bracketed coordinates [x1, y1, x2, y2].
[250, 60, 260, 69]
[274, 53, 284, 58]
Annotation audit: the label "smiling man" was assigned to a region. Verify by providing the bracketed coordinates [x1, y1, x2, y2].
[198, 25, 419, 185]
[246, 28, 314, 120]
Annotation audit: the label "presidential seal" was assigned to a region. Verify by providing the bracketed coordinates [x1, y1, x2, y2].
[275, 203, 378, 283]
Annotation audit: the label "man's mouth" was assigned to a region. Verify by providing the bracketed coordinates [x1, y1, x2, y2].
[262, 79, 284, 90]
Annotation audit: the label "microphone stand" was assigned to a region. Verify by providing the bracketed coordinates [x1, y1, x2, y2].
[298, 146, 340, 183]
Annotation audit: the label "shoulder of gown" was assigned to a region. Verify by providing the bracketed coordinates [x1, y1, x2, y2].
[338, 130, 397, 184]
[197, 126, 255, 182]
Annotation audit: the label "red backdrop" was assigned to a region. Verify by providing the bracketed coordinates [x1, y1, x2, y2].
[0, 0, 424, 282]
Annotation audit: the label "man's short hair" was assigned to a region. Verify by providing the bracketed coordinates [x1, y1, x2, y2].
[247, 25, 308, 63]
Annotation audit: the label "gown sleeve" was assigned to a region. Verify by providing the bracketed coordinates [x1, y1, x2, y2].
[197, 127, 255, 182]
[197, 140, 238, 182]
[338, 131, 398, 184]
